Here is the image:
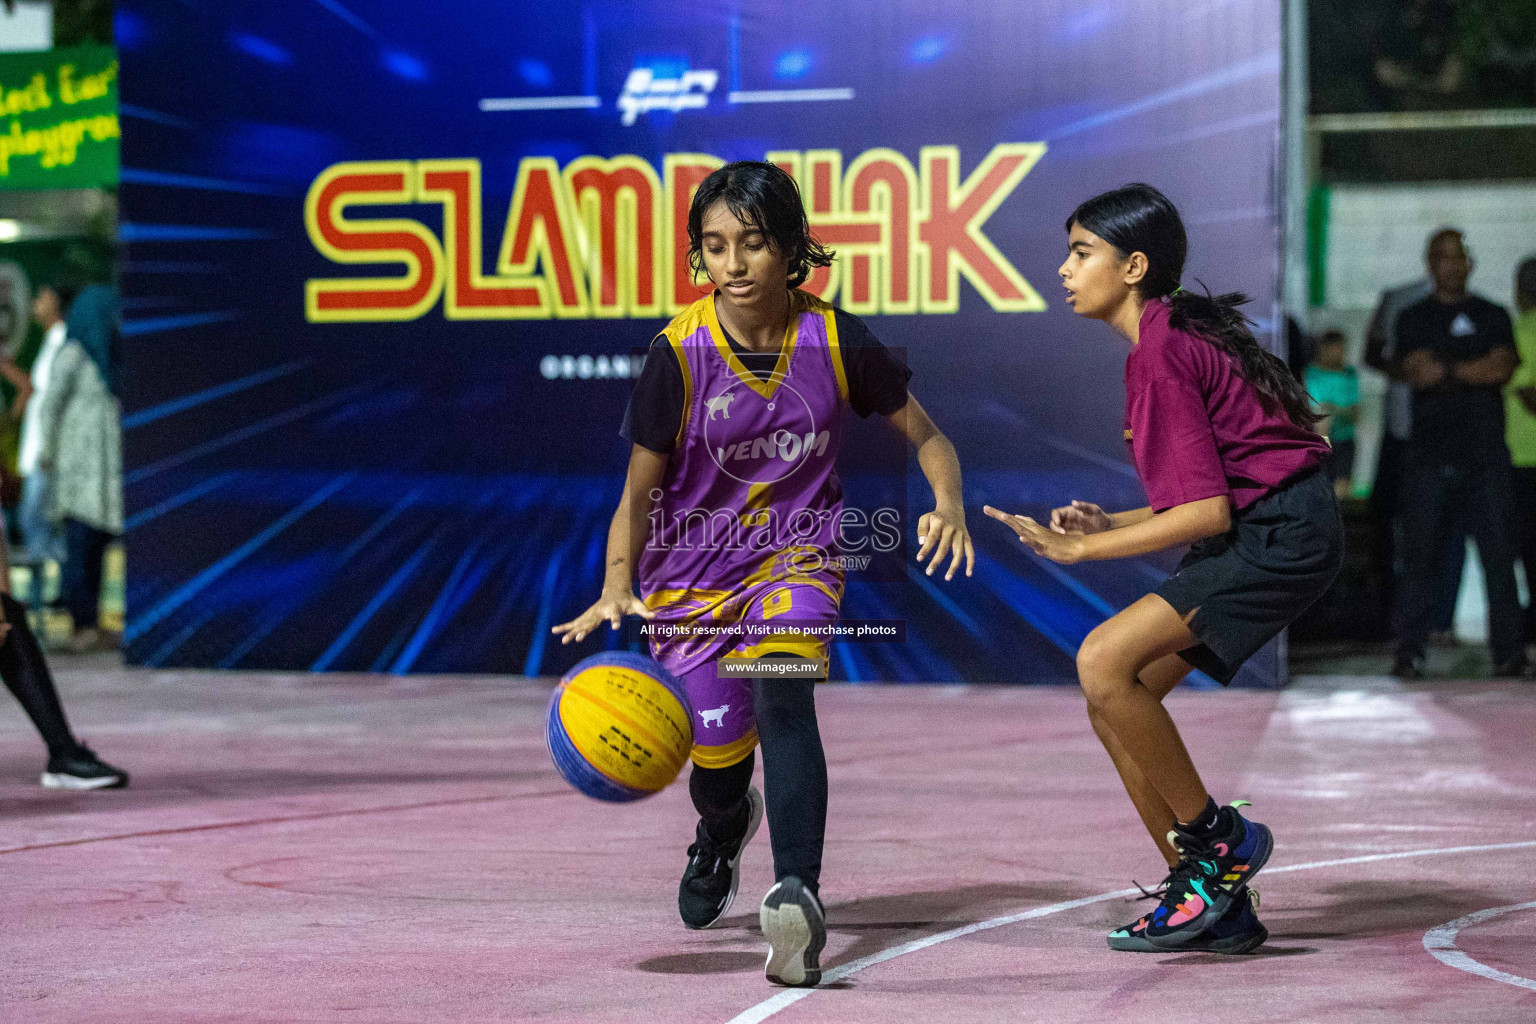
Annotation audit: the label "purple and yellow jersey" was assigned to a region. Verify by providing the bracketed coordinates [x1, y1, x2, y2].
[638, 289, 847, 679]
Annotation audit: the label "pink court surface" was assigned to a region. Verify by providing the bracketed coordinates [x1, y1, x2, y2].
[1, 662, 1533, 1023]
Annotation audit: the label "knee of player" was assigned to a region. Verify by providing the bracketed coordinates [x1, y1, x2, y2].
[1081, 629, 1118, 684]
[1075, 632, 1125, 701]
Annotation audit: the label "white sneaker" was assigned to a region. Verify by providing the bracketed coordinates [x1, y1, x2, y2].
[761, 876, 825, 987]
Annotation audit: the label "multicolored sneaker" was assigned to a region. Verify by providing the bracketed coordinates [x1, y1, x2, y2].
[1142, 800, 1273, 949]
[1107, 868, 1178, 951]
[1195, 888, 1268, 955]
[1110, 886, 1267, 954]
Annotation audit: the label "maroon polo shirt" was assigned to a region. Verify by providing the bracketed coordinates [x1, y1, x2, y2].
[1124, 300, 1329, 512]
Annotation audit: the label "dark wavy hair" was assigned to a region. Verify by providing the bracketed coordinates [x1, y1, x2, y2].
[687, 161, 833, 289]
[1066, 183, 1320, 428]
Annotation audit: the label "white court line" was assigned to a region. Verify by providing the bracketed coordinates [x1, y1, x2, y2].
[724, 838, 1536, 1024]
[728, 89, 855, 104]
[1423, 900, 1536, 992]
[478, 96, 600, 112]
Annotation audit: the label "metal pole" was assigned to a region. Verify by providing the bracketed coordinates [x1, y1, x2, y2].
[1282, 0, 1310, 330]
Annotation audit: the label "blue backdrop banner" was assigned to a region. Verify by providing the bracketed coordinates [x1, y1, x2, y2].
[118, 0, 1284, 684]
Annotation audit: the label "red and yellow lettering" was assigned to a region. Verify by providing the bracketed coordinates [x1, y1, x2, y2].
[417, 159, 545, 319]
[304, 144, 1049, 322]
[917, 143, 1047, 313]
[768, 152, 830, 297]
[304, 161, 444, 322]
[770, 150, 882, 304]
[564, 156, 664, 318]
[664, 153, 724, 313]
[496, 157, 589, 318]
[845, 149, 919, 315]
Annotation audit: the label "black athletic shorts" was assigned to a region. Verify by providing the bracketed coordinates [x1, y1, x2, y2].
[1155, 468, 1344, 684]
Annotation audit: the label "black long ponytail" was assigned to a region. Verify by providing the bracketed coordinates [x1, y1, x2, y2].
[1066, 184, 1321, 429]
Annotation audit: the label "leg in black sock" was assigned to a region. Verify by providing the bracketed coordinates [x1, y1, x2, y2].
[0, 593, 79, 758]
[1177, 796, 1221, 836]
[753, 676, 828, 894]
[689, 751, 755, 842]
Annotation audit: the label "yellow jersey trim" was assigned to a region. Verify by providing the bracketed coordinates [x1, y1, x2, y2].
[823, 303, 849, 402]
[691, 729, 759, 768]
[664, 331, 694, 449]
[703, 291, 799, 399]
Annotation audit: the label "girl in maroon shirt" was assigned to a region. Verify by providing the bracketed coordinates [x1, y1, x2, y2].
[985, 184, 1342, 954]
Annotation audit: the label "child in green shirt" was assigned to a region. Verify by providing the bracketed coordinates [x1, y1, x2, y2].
[1305, 329, 1359, 493]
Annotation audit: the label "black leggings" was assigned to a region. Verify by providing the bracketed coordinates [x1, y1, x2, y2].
[0, 593, 79, 757]
[689, 678, 827, 893]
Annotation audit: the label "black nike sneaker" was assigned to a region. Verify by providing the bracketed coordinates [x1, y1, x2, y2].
[678, 785, 763, 929]
[1195, 887, 1268, 954]
[761, 875, 826, 987]
[1143, 800, 1274, 950]
[41, 745, 129, 790]
[1107, 867, 1178, 951]
[1110, 883, 1267, 954]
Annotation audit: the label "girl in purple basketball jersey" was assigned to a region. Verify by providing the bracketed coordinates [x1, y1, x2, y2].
[553, 162, 972, 987]
[986, 185, 1343, 954]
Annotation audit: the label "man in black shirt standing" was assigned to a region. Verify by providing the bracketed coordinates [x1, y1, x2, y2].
[1392, 228, 1525, 678]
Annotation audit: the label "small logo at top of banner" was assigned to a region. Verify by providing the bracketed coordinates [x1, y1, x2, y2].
[618, 67, 718, 127]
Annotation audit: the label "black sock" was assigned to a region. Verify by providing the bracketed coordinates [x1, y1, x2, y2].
[689, 752, 755, 844]
[0, 594, 79, 759]
[1179, 797, 1222, 838]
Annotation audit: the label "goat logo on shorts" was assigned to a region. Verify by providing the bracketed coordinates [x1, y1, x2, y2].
[698, 704, 730, 728]
[705, 393, 737, 420]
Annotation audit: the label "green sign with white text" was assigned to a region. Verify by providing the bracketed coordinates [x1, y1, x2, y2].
[0, 45, 119, 190]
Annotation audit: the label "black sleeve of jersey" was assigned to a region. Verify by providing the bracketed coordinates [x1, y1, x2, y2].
[835, 310, 912, 418]
[1394, 302, 1433, 358]
[1484, 300, 1517, 356]
[620, 335, 685, 454]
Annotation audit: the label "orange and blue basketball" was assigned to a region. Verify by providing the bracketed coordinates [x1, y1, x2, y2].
[546, 652, 694, 802]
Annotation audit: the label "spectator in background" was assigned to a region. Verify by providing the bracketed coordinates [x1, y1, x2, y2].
[1366, 277, 1433, 599]
[14, 279, 75, 567]
[1391, 228, 1525, 678]
[1366, 273, 1465, 641]
[1369, 0, 1465, 105]
[0, 328, 34, 521]
[1306, 328, 1359, 495]
[1505, 255, 1536, 639]
[34, 283, 122, 654]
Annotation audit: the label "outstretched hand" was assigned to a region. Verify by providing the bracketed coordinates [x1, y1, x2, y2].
[551, 590, 655, 644]
[1049, 500, 1111, 535]
[983, 506, 1088, 564]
